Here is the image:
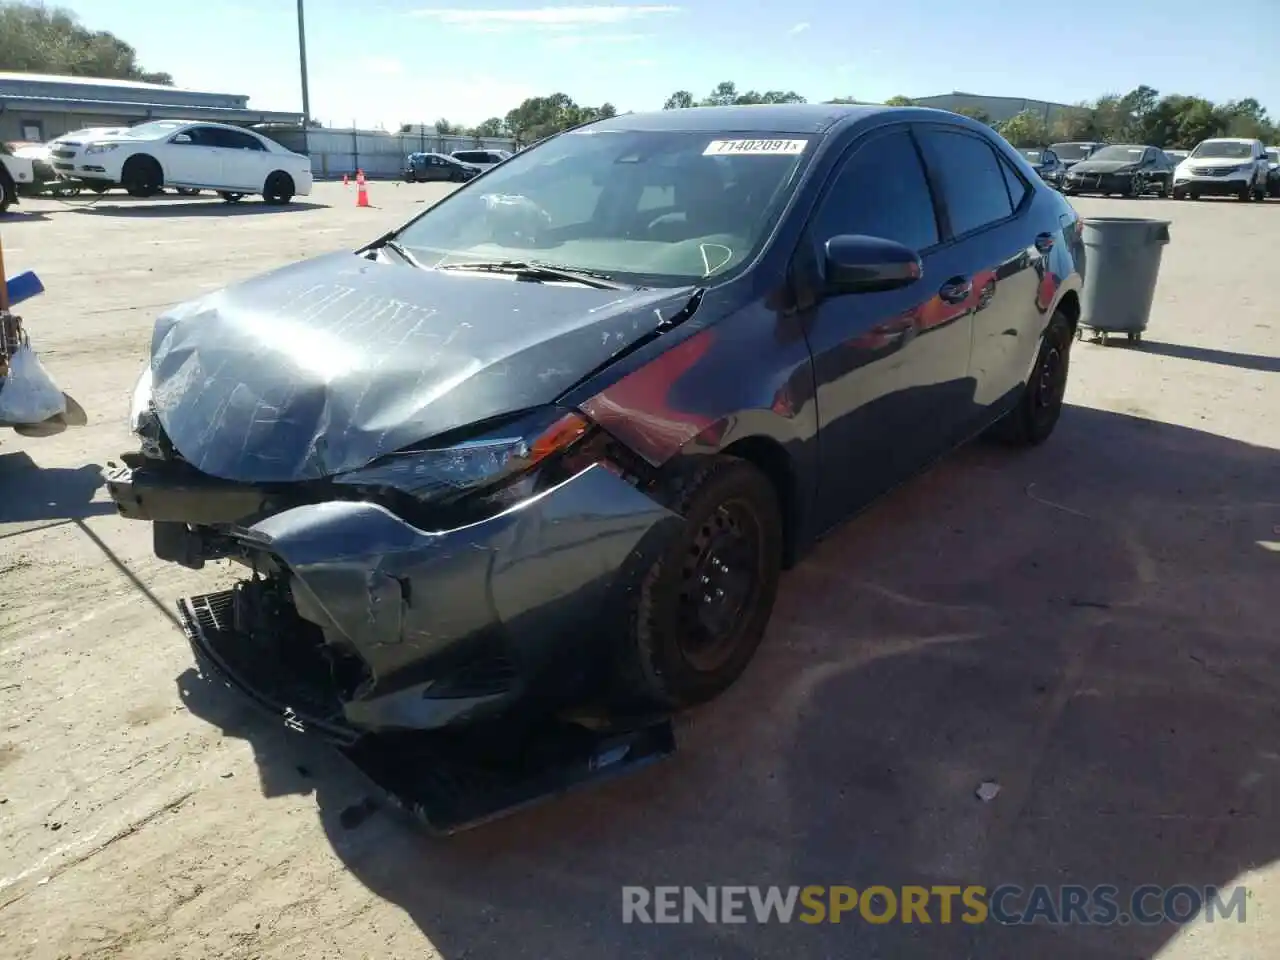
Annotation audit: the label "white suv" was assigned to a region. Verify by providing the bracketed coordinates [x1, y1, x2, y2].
[1171, 137, 1269, 202]
[450, 149, 511, 172]
[48, 119, 313, 204]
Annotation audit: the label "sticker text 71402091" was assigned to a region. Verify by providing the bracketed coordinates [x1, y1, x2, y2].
[702, 139, 809, 157]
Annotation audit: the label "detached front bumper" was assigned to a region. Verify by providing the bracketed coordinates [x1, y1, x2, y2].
[1064, 171, 1137, 194]
[105, 460, 683, 739]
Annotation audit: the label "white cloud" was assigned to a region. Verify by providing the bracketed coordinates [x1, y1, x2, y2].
[788, 21, 810, 34]
[544, 31, 651, 48]
[410, 5, 681, 28]
[360, 57, 404, 76]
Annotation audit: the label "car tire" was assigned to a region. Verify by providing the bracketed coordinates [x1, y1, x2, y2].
[121, 154, 163, 197]
[262, 171, 294, 205]
[1270, 180, 1280, 199]
[985, 308, 1073, 447]
[219, 191, 245, 203]
[1252, 179, 1266, 201]
[1238, 181, 1252, 201]
[0, 169, 15, 213]
[618, 456, 784, 711]
[176, 187, 201, 196]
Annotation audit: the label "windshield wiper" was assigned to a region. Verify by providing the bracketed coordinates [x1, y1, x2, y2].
[436, 260, 635, 290]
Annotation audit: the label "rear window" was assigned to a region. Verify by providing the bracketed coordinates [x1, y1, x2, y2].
[453, 151, 487, 163]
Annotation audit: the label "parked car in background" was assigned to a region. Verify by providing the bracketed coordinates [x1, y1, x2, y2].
[1171, 137, 1269, 201]
[404, 151, 480, 182]
[1019, 147, 1066, 188]
[450, 148, 511, 172]
[0, 141, 37, 211]
[47, 119, 312, 203]
[1062, 144, 1174, 197]
[1163, 148, 1190, 165]
[1048, 141, 1105, 170]
[107, 104, 1084, 832]
[1265, 146, 1279, 198]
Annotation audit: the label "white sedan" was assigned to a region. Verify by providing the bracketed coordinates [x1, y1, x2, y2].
[47, 119, 313, 204]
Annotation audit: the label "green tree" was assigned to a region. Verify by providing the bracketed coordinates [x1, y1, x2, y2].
[1050, 104, 1102, 141]
[503, 93, 617, 145]
[0, 1, 171, 83]
[664, 90, 695, 109]
[996, 109, 1050, 147]
[434, 118, 461, 136]
[471, 117, 506, 138]
[954, 105, 992, 124]
[883, 95, 914, 106]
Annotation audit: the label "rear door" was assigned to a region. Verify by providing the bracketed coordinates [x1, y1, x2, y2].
[800, 125, 972, 527]
[914, 124, 1045, 422]
[210, 128, 272, 190]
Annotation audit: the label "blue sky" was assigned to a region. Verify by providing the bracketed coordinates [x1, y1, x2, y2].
[71, 0, 1277, 129]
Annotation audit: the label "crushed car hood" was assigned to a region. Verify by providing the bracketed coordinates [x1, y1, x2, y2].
[148, 251, 698, 483]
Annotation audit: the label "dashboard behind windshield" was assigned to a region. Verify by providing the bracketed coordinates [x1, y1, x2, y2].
[393, 129, 814, 287]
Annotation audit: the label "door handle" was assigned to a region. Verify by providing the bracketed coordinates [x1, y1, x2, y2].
[1034, 232, 1055, 253]
[938, 277, 972, 304]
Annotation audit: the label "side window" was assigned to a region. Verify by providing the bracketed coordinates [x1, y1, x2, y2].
[810, 129, 939, 252]
[1043, 150, 1058, 165]
[915, 128, 1014, 237]
[177, 127, 215, 146]
[998, 155, 1030, 210]
[221, 130, 266, 151]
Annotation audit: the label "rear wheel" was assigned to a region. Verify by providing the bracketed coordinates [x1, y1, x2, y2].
[219, 191, 245, 203]
[121, 154, 163, 197]
[262, 171, 294, 205]
[619, 457, 783, 710]
[176, 187, 202, 196]
[986, 308, 1073, 447]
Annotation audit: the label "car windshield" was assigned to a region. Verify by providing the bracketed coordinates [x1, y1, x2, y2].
[1050, 142, 1096, 160]
[1088, 145, 1145, 162]
[125, 120, 188, 139]
[1019, 149, 1043, 162]
[392, 128, 814, 287]
[1191, 141, 1252, 159]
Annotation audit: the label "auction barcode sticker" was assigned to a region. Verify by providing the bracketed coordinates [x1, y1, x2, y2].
[703, 139, 809, 156]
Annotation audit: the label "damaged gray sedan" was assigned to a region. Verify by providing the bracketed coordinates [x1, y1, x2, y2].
[106, 103, 1082, 830]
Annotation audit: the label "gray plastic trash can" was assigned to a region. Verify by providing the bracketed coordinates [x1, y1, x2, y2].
[1079, 217, 1171, 345]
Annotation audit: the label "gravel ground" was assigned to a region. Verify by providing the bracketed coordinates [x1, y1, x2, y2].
[1, 183, 1277, 960]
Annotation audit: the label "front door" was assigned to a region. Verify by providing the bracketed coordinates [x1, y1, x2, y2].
[799, 125, 972, 529]
[166, 126, 223, 186]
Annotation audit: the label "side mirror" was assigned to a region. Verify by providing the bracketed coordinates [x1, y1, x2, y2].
[823, 234, 923, 295]
[172, 133, 192, 144]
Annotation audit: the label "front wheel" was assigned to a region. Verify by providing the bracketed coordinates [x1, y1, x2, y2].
[619, 457, 783, 710]
[985, 309, 1073, 447]
[219, 191, 245, 203]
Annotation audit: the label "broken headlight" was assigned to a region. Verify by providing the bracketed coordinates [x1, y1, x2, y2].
[333, 407, 592, 507]
[129, 365, 154, 433]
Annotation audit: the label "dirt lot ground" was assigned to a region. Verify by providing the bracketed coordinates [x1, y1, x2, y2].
[1, 182, 1277, 960]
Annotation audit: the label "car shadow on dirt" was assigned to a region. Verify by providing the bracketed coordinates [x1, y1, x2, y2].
[70, 199, 326, 218]
[0, 452, 113, 523]
[178, 403, 1279, 960]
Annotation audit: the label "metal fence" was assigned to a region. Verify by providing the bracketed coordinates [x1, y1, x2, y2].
[265, 127, 518, 180]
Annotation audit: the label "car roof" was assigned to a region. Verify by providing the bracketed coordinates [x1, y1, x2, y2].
[1199, 137, 1253, 144]
[583, 103, 936, 135]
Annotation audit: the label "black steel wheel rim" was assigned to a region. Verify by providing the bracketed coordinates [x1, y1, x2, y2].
[1034, 334, 1068, 412]
[676, 499, 764, 673]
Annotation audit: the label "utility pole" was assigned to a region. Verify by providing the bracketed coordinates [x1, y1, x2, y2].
[296, 0, 311, 125]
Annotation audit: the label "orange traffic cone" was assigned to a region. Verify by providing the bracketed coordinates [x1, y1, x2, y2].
[356, 177, 370, 208]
